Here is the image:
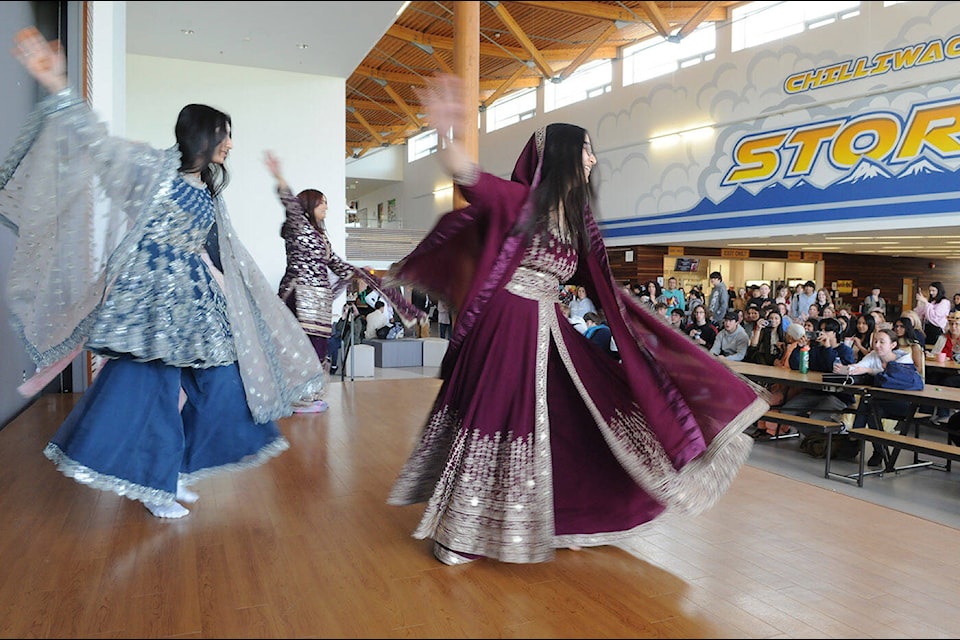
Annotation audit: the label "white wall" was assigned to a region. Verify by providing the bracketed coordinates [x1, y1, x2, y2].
[125, 55, 346, 291]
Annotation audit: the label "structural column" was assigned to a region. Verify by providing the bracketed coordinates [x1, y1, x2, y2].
[452, 2, 480, 209]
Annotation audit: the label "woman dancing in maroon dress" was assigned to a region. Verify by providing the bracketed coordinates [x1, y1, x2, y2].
[387, 75, 768, 565]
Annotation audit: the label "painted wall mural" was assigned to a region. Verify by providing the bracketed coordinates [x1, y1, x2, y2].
[595, 2, 960, 245]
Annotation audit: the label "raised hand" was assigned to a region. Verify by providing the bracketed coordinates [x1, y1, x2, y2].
[415, 74, 475, 180]
[11, 26, 67, 93]
[417, 74, 468, 142]
[263, 151, 282, 179]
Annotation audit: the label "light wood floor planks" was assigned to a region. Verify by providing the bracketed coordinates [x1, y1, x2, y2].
[1, 379, 960, 638]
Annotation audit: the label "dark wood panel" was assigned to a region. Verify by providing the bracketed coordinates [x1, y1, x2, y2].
[605, 244, 960, 317]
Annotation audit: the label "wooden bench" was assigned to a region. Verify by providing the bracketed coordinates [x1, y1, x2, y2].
[847, 427, 960, 487]
[753, 411, 849, 482]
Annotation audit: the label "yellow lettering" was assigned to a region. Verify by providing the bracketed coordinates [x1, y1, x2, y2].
[891, 43, 926, 69]
[783, 123, 843, 175]
[872, 52, 894, 75]
[917, 39, 945, 65]
[896, 102, 960, 161]
[784, 71, 813, 94]
[831, 117, 900, 167]
[723, 132, 790, 184]
[946, 34, 960, 58]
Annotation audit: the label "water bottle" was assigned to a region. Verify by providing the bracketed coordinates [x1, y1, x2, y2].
[799, 344, 810, 373]
[834, 355, 842, 373]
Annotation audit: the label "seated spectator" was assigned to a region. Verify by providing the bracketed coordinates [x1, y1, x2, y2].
[686, 287, 705, 323]
[815, 287, 833, 314]
[780, 317, 857, 426]
[732, 287, 750, 312]
[893, 315, 926, 377]
[899, 309, 927, 345]
[870, 308, 890, 331]
[668, 307, 686, 331]
[569, 285, 597, 319]
[560, 303, 587, 334]
[582, 311, 617, 359]
[843, 328, 924, 467]
[741, 304, 761, 336]
[364, 300, 390, 340]
[710, 311, 750, 361]
[652, 301, 669, 322]
[684, 305, 717, 350]
[926, 311, 960, 425]
[746, 309, 786, 366]
[845, 312, 876, 362]
[752, 322, 807, 438]
[645, 280, 662, 305]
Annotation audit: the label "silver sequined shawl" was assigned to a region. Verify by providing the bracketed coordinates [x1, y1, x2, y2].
[0, 89, 323, 422]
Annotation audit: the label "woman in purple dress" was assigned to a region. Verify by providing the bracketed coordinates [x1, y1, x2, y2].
[264, 152, 424, 413]
[386, 75, 768, 564]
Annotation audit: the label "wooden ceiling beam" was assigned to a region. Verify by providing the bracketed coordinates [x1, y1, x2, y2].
[377, 79, 423, 129]
[486, 1, 554, 78]
[386, 24, 620, 63]
[677, 1, 722, 40]
[511, 1, 730, 23]
[481, 62, 532, 109]
[347, 108, 385, 145]
[639, 1, 673, 38]
[556, 21, 619, 82]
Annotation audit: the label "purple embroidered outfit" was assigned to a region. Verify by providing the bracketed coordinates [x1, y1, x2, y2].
[276, 186, 355, 362]
[387, 126, 768, 563]
[273, 186, 425, 365]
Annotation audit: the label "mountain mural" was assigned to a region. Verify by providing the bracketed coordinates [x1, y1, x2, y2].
[601, 156, 960, 237]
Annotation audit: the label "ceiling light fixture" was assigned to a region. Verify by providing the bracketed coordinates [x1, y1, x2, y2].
[295, 43, 308, 50]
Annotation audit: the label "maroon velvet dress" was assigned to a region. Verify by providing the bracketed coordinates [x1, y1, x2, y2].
[387, 125, 767, 564]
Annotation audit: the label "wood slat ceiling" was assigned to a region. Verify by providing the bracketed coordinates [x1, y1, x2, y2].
[346, 1, 743, 158]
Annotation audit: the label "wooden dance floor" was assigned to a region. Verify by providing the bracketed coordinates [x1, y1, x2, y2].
[2, 378, 960, 638]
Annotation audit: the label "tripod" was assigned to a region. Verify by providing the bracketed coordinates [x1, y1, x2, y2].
[338, 305, 361, 382]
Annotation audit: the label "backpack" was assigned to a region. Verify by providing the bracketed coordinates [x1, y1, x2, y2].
[799, 433, 859, 460]
[386, 323, 404, 340]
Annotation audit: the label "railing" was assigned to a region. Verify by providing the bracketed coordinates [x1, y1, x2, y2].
[345, 227, 427, 263]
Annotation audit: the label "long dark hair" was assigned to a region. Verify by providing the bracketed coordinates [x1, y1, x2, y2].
[850, 311, 875, 341]
[519, 123, 596, 253]
[175, 103, 231, 197]
[297, 189, 326, 232]
[928, 281, 947, 304]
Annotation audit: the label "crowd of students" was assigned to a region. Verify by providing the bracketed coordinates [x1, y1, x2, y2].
[619, 273, 960, 466]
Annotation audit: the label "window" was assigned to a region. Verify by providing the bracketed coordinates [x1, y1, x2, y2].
[407, 128, 438, 162]
[623, 24, 716, 87]
[731, 1, 861, 52]
[485, 86, 537, 134]
[544, 59, 612, 112]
